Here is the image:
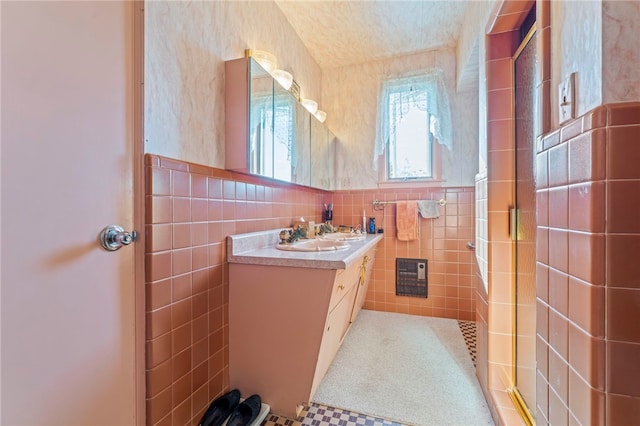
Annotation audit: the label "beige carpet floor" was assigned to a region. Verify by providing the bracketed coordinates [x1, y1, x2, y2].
[311, 310, 494, 426]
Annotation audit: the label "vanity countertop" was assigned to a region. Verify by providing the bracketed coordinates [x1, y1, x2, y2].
[227, 229, 383, 269]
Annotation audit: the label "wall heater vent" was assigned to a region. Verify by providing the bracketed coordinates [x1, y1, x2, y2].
[396, 258, 428, 298]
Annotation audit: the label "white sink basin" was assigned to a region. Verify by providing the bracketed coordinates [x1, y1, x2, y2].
[318, 232, 366, 242]
[276, 239, 351, 252]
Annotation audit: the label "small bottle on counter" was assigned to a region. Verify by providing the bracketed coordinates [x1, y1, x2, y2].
[325, 209, 333, 222]
[368, 217, 376, 234]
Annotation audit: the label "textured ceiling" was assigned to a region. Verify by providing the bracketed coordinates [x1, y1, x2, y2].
[275, 0, 468, 69]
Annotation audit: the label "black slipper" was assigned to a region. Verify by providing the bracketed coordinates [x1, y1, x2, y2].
[226, 394, 262, 426]
[199, 389, 241, 426]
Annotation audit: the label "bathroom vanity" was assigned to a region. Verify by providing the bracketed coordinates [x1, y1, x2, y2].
[227, 229, 382, 418]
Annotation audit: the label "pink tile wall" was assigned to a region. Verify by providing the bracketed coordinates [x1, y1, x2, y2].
[145, 155, 478, 425]
[536, 102, 640, 425]
[325, 187, 476, 321]
[144, 154, 324, 426]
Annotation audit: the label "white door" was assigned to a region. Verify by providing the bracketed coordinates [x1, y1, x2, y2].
[2, 2, 143, 424]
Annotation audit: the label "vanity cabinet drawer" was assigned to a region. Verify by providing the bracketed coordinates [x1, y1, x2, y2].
[328, 262, 360, 312]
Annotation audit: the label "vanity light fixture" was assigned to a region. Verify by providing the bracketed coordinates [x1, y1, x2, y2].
[314, 110, 327, 123]
[245, 50, 323, 119]
[272, 69, 293, 90]
[301, 98, 318, 114]
[245, 49, 277, 73]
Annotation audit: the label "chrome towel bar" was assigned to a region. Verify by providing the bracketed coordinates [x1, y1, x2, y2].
[372, 198, 446, 210]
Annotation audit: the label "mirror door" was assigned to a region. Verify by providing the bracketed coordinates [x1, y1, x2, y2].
[311, 116, 335, 189]
[273, 85, 295, 182]
[249, 59, 274, 177]
[293, 100, 311, 186]
[233, 56, 334, 189]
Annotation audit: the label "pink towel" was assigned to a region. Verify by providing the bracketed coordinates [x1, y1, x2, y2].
[396, 201, 418, 241]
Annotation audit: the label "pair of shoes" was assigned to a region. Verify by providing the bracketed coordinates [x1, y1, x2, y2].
[199, 389, 240, 426]
[199, 389, 262, 426]
[226, 394, 262, 426]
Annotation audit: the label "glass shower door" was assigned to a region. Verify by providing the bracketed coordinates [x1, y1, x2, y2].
[513, 23, 537, 422]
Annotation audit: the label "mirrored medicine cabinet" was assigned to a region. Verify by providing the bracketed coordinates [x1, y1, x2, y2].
[225, 57, 335, 191]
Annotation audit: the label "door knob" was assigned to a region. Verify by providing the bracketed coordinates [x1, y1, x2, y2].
[100, 225, 138, 251]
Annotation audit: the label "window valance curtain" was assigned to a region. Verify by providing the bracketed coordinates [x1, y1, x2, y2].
[374, 69, 452, 168]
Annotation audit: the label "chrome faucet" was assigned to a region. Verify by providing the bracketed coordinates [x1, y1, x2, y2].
[279, 229, 291, 244]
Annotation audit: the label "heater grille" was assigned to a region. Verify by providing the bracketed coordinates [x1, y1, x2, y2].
[396, 258, 428, 298]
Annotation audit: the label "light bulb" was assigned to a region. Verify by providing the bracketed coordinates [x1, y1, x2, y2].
[301, 98, 318, 114]
[314, 110, 327, 123]
[272, 69, 293, 90]
[246, 49, 277, 73]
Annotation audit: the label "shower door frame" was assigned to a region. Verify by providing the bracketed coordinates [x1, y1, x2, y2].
[508, 21, 538, 426]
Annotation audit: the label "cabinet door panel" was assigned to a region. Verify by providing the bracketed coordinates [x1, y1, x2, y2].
[310, 117, 336, 190]
[249, 59, 274, 177]
[312, 285, 356, 395]
[272, 85, 295, 182]
[310, 118, 326, 189]
[293, 101, 311, 186]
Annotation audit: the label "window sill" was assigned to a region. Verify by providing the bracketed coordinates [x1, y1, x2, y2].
[377, 179, 446, 190]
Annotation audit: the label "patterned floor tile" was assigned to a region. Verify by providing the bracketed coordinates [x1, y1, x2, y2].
[300, 403, 407, 426]
[261, 412, 300, 426]
[457, 320, 477, 367]
[261, 403, 407, 426]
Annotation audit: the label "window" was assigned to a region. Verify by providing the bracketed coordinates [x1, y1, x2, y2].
[375, 71, 452, 182]
[387, 88, 433, 179]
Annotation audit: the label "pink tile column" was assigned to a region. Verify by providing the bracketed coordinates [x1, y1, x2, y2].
[483, 26, 522, 422]
[537, 102, 640, 425]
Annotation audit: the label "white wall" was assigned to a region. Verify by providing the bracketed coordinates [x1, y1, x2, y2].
[550, 0, 640, 129]
[456, 0, 497, 93]
[144, 1, 321, 168]
[323, 47, 479, 190]
[145, 1, 479, 190]
[551, 0, 603, 128]
[144, 0, 640, 184]
[602, 0, 640, 104]
[456, 0, 497, 174]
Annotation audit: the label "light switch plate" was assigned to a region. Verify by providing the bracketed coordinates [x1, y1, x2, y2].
[559, 73, 576, 124]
